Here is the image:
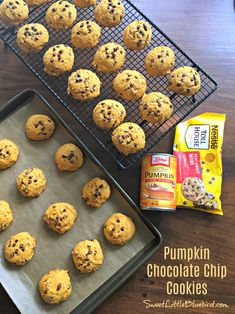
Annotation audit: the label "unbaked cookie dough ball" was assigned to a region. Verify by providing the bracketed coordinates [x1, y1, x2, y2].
[145, 46, 175, 76]
[43, 44, 74, 76]
[39, 269, 72, 304]
[0, 0, 28, 25]
[104, 213, 135, 245]
[113, 70, 147, 101]
[74, 0, 96, 9]
[0, 139, 19, 170]
[92, 42, 125, 73]
[82, 177, 111, 208]
[72, 239, 104, 272]
[93, 99, 126, 129]
[123, 20, 152, 51]
[26, 0, 51, 6]
[5, 232, 36, 265]
[140, 92, 173, 124]
[168, 66, 201, 96]
[55, 143, 84, 172]
[0, 200, 13, 231]
[45, 0, 77, 30]
[25, 114, 55, 141]
[71, 20, 101, 49]
[17, 168, 47, 198]
[111, 122, 145, 155]
[67, 69, 101, 100]
[95, 0, 124, 28]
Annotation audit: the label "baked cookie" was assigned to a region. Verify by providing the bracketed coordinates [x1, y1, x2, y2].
[82, 177, 111, 208]
[145, 46, 175, 76]
[0, 139, 19, 170]
[26, 0, 51, 6]
[113, 70, 147, 101]
[43, 44, 74, 76]
[123, 20, 152, 51]
[93, 99, 126, 129]
[0, 200, 13, 231]
[17, 23, 49, 54]
[74, 0, 96, 9]
[104, 213, 135, 245]
[95, 0, 124, 28]
[182, 177, 206, 202]
[111, 122, 145, 155]
[17, 168, 47, 198]
[55, 143, 84, 171]
[5, 232, 36, 265]
[39, 269, 72, 304]
[0, 0, 28, 25]
[67, 69, 101, 100]
[72, 239, 104, 272]
[168, 66, 201, 96]
[25, 114, 55, 141]
[193, 192, 217, 210]
[71, 20, 101, 49]
[140, 92, 173, 124]
[92, 43, 125, 73]
[45, 0, 77, 30]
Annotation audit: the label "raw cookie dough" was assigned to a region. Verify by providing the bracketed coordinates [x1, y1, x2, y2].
[123, 20, 152, 50]
[0, 200, 13, 231]
[0, 0, 28, 25]
[55, 143, 84, 171]
[113, 70, 147, 101]
[71, 20, 101, 49]
[111, 122, 146, 155]
[145, 46, 175, 76]
[17, 168, 47, 198]
[140, 92, 173, 124]
[92, 42, 125, 73]
[26, 0, 51, 6]
[0, 139, 19, 170]
[168, 66, 201, 96]
[104, 212, 135, 245]
[67, 69, 101, 100]
[95, 0, 124, 28]
[74, 0, 97, 9]
[82, 177, 111, 208]
[72, 239, 104, 272]
[43, 44, 74, 76]
[25, 114, 55, 140]
[93, 99, 126, 129]
[182, 177, 206, 201]
[39, 269, 72, 304]
[4, 232, 36, 265]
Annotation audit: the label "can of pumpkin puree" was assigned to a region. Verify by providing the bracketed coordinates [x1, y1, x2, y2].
[140, 153, 177, 211]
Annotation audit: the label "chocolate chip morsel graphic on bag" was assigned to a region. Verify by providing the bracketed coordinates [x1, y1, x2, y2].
[173, 112, 226, 215]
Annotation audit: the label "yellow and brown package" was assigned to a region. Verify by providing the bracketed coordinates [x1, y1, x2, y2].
[173, 113, 226, 215]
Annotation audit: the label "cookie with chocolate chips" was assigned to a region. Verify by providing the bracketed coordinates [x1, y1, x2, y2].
[74, 0, 96, 8]
[182, 177, 206, 201]
[25, 114, 55, 140]
[0, 139, 19, 170]
[17, 168, 47, 198]
[55, 143, 84, 172]
[95, 0, 124, 28]
[82, 177, 111, 208]
[145, 46, 175, 76]
[0, 0, 28, 25]
[123, 20, 152, 50]
[0, 200, 13, 231]
[71, 20, 101, 49]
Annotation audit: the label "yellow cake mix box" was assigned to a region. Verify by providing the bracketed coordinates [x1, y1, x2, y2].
[173, 112, 226, 215]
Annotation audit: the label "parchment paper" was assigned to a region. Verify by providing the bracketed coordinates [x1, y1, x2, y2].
[0, 96, 154, 314]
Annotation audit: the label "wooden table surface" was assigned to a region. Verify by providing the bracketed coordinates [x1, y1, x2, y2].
[0, 0, 235, 313]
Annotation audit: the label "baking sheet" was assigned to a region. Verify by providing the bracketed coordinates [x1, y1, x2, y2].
[0, 96, 154, 314]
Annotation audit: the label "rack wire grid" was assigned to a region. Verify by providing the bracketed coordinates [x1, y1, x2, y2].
[0, 0, 217, 169]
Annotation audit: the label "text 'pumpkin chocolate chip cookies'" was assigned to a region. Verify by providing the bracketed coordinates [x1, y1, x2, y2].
[39, 269, 72, 304]
[17, 168, 47, 198]
[168, 66, 201, 96]
[112, 122, 146, 155]
[123, 20, 152, 50]
[93, 99, 126, 129]
[104, 213, 135, 245]
[93, 42, 125, 73]
[44, 203, 77, 234]
[0, 0, 28, 25]
[82, 177, 111, 208]
[71, 20, 101, 49]
[43, 44, 74, 76]
[0, 139, 19, 170]
[72, 239, 104, 272]
[25, 114, 55, 141]
[0, 200, 13, 231]
[140, 92, 173, 124]
[45, 0, 77, 30]
[74, 0, 96, 8]
[26, 0, 51, 6]
[95, 0, 124, 28]
[5, 232, 36, 265]
[55, 143, 84, 171]
[145, 46, 175, 76]
[67, 69, 101, 100]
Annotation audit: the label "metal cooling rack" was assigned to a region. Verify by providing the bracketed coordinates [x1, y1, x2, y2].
[0, 0, 217, 169]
